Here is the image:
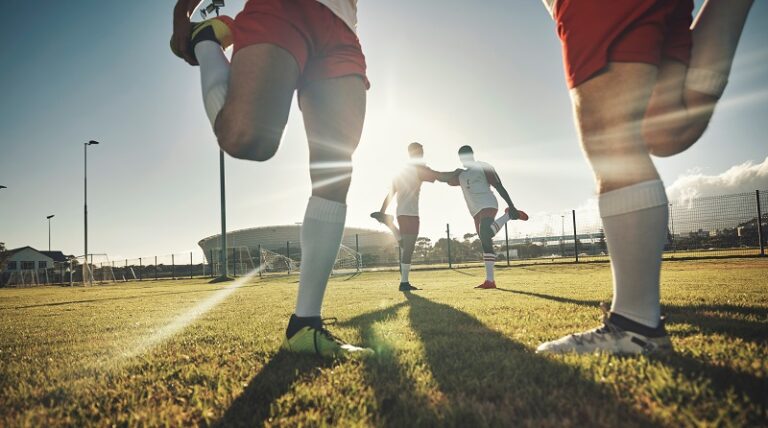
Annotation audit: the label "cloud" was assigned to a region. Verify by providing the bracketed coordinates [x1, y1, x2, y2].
[666, 157, 768, 204]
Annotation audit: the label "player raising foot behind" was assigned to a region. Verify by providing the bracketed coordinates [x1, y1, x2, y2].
[535, 0, 753, 355]
[171, 0, 372, 358]
[372, 142, 454, 291]
[447, 146, 527, 290]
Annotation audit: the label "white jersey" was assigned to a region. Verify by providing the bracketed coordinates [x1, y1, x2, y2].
[393, 164, 438, 217]
[316, 0, 358, 33]
[450, 161, 500, 217]
[541, 0, 555, 17]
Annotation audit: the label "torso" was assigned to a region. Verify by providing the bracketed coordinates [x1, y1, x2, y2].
[458, 162, 498, 216]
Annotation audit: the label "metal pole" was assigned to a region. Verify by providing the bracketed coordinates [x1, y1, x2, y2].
[757, 190, 765, 257]
[172, 254, 175, 280]
[84, 144, 89, 286]
[286, 241, 290, 259]
[670, 203, 676, 253]
[139, 257, 143, 281]
[572, 209, 578, 263]
[155, 255, 158, 280]
[258, 244, 262, 278]
[446, 223, 452, 269]
[190, 251, 193, 279]
[210, 249, 214, 277]
[355, 234, 359, 253]
[215, 149, 231, 281]
[560, 215, 565, 257]
[48, 217, 51, 252]
[505, 223, 510, 266]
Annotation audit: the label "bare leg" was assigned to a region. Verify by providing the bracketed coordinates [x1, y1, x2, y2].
[643, 0, 754, 157]
[215, 44, 300, 161]
[292, 75, 366, 318]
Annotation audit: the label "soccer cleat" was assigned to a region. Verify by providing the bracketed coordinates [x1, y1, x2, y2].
[507, 207, 529, 221]
[171, 16, 235, 62]
[475, 280, 497, 289]
[282, 320, 374, 358]
[399, 282, 420, 291]
[536, 304, 673, 355]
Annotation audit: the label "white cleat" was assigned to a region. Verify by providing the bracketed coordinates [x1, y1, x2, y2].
[536, 304, 673, 356]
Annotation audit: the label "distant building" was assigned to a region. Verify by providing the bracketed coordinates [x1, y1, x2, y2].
[2, 246, 71, 272]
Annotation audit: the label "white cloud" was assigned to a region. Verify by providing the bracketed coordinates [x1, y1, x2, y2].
[666, 157, 768, 204]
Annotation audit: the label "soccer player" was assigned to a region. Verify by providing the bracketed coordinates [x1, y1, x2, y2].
[535, 0, 754, 355]
[170, 0, 372, 357]
[447, 146, 528, 290]
[371, 142, 453, 291]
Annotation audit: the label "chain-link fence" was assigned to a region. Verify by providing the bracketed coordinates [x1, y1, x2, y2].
[1, 189, 765, 286]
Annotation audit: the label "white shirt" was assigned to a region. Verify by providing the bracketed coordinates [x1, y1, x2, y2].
[393, 163, 438, 217]
[316, 0, 358, 33]
[450, 161, 500, 217]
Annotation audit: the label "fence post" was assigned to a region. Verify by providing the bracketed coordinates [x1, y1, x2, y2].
[757, 190, 765, 257]
[355, 233, 359, 254]
[286, 241, 290, 259]
[210, 249, 214, 278]
[572, 209, 579, 263]
[505, 223, 510, 266]
[233, 248, 238, 277]
[155, 255, 158, 280]
[190, 251, 193, 279]
[172, 254, 176, 280]
[257, 244, 262, 278]
[139, 257, 143, 281]
[69, 259, 73, 286]
[446, 223, 452, 269]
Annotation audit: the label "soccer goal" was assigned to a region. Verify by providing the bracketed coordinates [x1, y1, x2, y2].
[332, 244, 362, 275]
[259, 247, 299, 274]
[73, 254, 116, 285]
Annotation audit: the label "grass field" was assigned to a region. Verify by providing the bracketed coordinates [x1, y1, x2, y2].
[1, 259, 766, 427]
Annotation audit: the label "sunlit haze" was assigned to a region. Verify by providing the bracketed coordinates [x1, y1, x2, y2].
[1, 0, 766, 261]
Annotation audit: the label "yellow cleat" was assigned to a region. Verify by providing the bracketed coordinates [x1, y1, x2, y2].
[282, 325, 374, 358]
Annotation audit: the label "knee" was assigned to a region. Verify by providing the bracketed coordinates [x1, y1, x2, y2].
[644, 123, 707, 157]
[216, 124, 281, 162]
[479, 220, 494, 252]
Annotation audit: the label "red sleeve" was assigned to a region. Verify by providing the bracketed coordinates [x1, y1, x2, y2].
[484, 166, 500, 186]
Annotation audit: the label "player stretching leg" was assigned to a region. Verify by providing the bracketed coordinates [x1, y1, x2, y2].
[371, 143, 453, 291]
[535, 0, 754, 355]
[447, 146, 527, 290]
[171, 0, 372, 357]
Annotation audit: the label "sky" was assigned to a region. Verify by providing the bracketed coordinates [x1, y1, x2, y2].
[0, 0, 767, 261]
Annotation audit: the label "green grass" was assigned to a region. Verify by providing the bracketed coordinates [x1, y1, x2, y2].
[1, 259, 766, 427]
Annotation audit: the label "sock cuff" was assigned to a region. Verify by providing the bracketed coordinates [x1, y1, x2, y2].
[483, 253, 496, 260]
[304, 197, 347, 222]
[599, 180, 668, 218]
[685, 68, 728, 98]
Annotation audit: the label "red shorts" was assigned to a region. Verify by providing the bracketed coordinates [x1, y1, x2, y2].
[473, 208, 498, 234]
[397, 215, 420, 236]
[231, 0, 369, 89]
[554, 0, 693, 88]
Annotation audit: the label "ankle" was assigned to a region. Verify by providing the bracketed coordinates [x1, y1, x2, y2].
[286, 314, 322, 338]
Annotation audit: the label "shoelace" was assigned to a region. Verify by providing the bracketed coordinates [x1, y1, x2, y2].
[317, 317, 344, 344]
[570, 303, 624, 345]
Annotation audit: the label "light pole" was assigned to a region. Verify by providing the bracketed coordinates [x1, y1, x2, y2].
[211, 149, 233, 283]
[84, 140, 99, 285]
[46, 215, 55, 251]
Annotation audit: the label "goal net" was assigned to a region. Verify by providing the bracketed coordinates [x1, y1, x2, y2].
[74, 254, 116, 284]
[332, 244, 362, 275]
[260, 247, 299, 274]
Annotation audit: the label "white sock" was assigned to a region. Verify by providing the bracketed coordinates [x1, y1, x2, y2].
[483, 253, 495, 281]
[295, 197, 347, 317]
[400, 263, 410, 283]
[194, 41, 230, 127]
[490, 212, 510, 235]
[599, 180, 668, 328]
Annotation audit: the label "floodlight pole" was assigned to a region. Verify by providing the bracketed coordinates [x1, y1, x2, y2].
[47, 215, 55, 252]
[211, 149, 233, 283]
[84, 140, 99, 285]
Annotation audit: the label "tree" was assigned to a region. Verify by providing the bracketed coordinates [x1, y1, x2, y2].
[0, 242, 8, 271]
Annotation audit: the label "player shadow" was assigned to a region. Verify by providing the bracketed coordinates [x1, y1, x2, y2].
[340, 294, 653, 425]
[496, 288, 766, 344]
[215, 350, 338, 427]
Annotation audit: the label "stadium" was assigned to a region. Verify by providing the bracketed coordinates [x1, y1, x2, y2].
[198, 225, 398, 271]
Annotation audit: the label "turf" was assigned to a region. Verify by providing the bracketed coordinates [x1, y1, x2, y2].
[0, 258, 766, 427]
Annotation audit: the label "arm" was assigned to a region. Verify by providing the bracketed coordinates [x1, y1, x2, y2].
[172, 0, 204, 65]
[487, 168, 519, 218]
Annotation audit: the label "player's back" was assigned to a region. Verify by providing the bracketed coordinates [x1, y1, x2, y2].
[457, 161, 498, 215]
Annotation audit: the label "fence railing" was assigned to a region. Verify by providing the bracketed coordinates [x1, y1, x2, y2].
[1, 189, 765, 286]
